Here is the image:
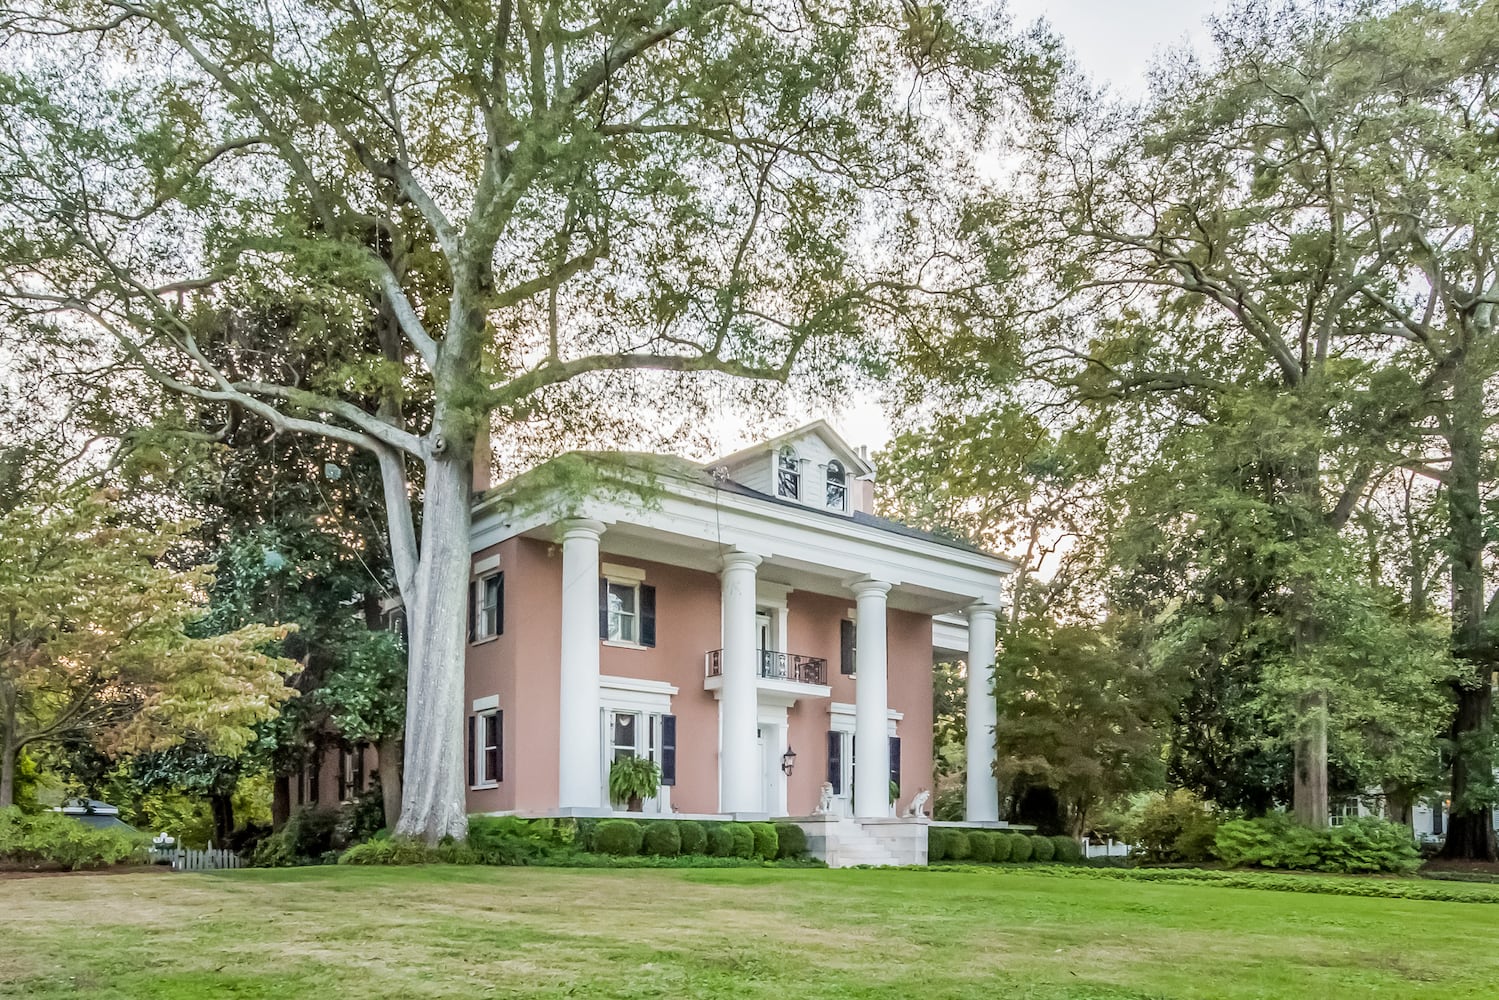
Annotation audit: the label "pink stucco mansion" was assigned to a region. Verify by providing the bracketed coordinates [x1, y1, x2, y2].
[458, 421, 1012, 829]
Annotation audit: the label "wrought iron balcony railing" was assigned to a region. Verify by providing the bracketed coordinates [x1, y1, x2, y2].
[704, 648, 828, 686]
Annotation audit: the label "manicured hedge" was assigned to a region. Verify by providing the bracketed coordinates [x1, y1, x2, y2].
[728, 822, 755, 859]
[1030, 835, 1055, 862]
[1009, 832, 1033, 862]
[990, 831, 1013, 862]
[677, 820, 707, 856]
[706, 823, 735, 857]
[749, 823, 778, 860]
[969, 830, 995, 862]
[642, 822, 681, 857]
[594, 819, 644, 856]
[1051, 835, 1083, 863]
[946, 830, 972, 861]
[774, 822, 808, 859]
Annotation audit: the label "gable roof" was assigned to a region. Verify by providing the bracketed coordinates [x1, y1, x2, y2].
[709, 420, 875, 478]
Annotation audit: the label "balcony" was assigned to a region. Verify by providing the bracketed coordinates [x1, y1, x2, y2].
[704, 649, 831, 704]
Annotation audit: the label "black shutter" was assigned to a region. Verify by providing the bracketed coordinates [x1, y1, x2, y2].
[840, 619, 856, 675]
[599, 577, 609, 639]
[355, 744, 365, 794]
[485, 712, 502, 784]
[660, 714, 676, 786]
[466, 715, 476, 787]
[827, 730, 842, 794]
[495, 573, 505, 636]
[640, 584, 657, 647]
[337, 749, 348, 802]
[467, 580, 476, 642]
[889, 736, 901, 796]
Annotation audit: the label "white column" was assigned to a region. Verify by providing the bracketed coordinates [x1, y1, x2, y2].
[558, 519, 605, 811]
[852, 579, 892, 819]
[719, 551, 762, 814]
[965, 603, 1000, 823]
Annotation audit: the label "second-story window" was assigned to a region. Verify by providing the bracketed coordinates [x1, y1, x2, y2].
[777, 446, 800, 499]
[826, 459, 847, 511]
[471, 572, 503, 641]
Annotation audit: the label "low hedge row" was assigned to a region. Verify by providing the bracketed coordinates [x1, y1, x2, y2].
[929, 827, 1083, 865]
[589, 819, 805, 860]
[0, 807, 147, 871]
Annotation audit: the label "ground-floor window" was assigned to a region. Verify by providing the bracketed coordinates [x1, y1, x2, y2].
[468, 710, 502, 787]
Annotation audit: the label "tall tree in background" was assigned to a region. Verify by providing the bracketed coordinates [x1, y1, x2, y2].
[0, 1, 1046, 839]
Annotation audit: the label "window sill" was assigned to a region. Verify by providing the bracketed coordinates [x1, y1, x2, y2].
[469, 782, 499, 791]
[602, 639, 648, 651]
[469, 635, 500, 647]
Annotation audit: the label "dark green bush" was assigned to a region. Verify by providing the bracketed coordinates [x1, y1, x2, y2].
[1213, 814, 1419, 874]
[727, 823, 755, 859]
[593, 819, 644, 857]
[990, 831, 1013, 863]
[677, 820, 707, 856]
[466, 816, 565, 865]
[946, 830, 972, 861]
[335, 786, 387, 847]
[927, 827, 948, 862]
[1051, 835, 1082, 863]
[1009, 833, 1033, 862]
[969, 830, 995, 862]
[774, 823, 808, 859]
[1030, 835, 1055, 862]
[339, 837, 438, 865]
[706, 823, 735, 857]
[642, 821, 681, 857]
[0, 807, 145, 870]
[1130, 791, 1219, 863]
[749, 822, 778, 859]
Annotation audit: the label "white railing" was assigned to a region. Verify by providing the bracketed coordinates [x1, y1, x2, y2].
[171, 843, 244, 871]
[1083, 838, 1132, 859]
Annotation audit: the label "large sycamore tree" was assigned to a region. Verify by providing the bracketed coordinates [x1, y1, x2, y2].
[0, 1, 1038, 839]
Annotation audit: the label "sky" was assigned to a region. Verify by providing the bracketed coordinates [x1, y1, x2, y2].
[742, 0, 1230, 460]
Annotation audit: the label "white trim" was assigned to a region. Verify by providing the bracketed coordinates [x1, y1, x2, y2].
[472, 694, 500, 712]
[601, 562, 647, 583]
[755, 582, 793, 607]
[473, 553, 502, 575]
[602, 639, 648, 651]
[600, 674, 677, 713]
[831, 702, 903, 723]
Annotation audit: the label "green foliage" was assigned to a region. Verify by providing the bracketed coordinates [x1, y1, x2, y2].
[969, 829, 995, 862]
[1030, 835, 1055, 862]
[1212, 814, 1420, 875]
[946, 830, 971, 861]
[927, 826, 948, 862]
[642, 821, 681, 858]
[251, 807, 341, 866]
[677, 821, 707, 857]
[727, 823, 756, 859]
[339, 838, 442, 866]
[1008, 833, 1033, 863]
[466, 816, 572, 866]
[335, 787, 387, 848]
[1050, 835, 1082, 863]
[706, 824, 735, 858]
[988, 831, 1012, 862]
[774, 823, 807, 859]
[749, 822, 778, 860]
[1128, 791, 1220, 864]
[593, 820, 644, 857]
[607, 757, 661, 808]
[0, 807, 146, 870]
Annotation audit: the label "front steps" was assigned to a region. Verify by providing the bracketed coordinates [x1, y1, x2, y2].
[794, 815, 928, 867]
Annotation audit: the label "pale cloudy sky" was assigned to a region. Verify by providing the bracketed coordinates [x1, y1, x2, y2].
[755, 0, 1230, 459]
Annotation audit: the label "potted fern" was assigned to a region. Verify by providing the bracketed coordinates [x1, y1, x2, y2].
[608, 756, 662, 812]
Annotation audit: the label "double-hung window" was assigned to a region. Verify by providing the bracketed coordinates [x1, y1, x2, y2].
[826, 459, 847, 511]
[471, 572, 503, 641]
[607, 581, 638, 643]
[777, 446, 800, 499]
[599, 574, 656, 647]
[468, 709, 502, 787]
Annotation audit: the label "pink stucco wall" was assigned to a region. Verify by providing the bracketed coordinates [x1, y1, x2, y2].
[461, 541, 935, 817]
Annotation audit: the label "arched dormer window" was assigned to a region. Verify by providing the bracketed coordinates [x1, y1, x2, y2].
[777, 446, 800, 499]
[825, 459, 847, 511]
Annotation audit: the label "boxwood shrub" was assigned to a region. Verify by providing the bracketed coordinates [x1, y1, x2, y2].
[927, 827, 948, 861]
[990, 831, 1013, 862]
[1050, 835, 1083, 863]
[1030, 834, 1055, 862]
[1009, 832, 1033, 862]
[642, 821, 681, 857]
[727, 822, 755, 859]
[774, 822, 807, 859]
[593, 819, 644, 857]
[969, 830, 995, 862]
[749, 823, 778, 859]
[946, 830, 972, 861]
[677, 820, 707, 856]
[706, 823, 734, 857]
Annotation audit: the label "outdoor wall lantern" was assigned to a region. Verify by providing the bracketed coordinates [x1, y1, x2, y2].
[781, 746, 797, 776]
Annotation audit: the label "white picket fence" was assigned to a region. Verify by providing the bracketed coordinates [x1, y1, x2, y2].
[170, 844, 243, 871]
[1082, 838, 1132, 859]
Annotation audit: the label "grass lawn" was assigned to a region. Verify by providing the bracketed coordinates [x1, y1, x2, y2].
[4, 866, 1499, 999]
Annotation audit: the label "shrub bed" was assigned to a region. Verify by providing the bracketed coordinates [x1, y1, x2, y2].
[642, 821, 681, 857]
[1051, 836, 1083, 863]
[1213, 814, 1420, 874]
[706, 823, 735, 857]
[593, 819, 644, 857]
[728, 822, 755, 859]
[0, 807, 146, 871]
[749, 822, 778, 860]
[678, 821, 707, 856]
[1009, 833, 1033, 862]
[774, 822, 807, 859]
[1030, 835, 1055, 862]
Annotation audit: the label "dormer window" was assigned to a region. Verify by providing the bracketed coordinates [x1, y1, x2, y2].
[826, 460, 847, 511]
[777, 447, 800, 499]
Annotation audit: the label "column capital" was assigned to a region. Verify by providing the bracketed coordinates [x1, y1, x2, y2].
[965, 602, 1000, 621]
[720, 550, 763, 573]
[557, 517, 606, 543]
[848, 577, 893, 599]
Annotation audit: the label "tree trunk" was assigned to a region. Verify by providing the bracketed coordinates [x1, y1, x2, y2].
[1382, 783, 1415, 832]
[1440, 355, 1499, 861]
[210, 793, 235, 844]
[377, 735, 403, 831]
[1292, 691, 1329, 827]
[272, 774, 291, 830]
[0, 739, 16, 810]
[393, 453, 473, 844]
